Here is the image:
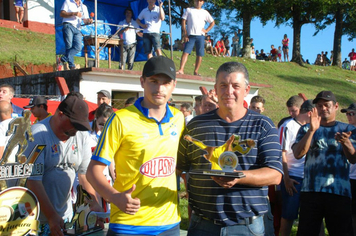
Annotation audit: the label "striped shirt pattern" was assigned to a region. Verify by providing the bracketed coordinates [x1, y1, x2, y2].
[177, 109, 283, 226]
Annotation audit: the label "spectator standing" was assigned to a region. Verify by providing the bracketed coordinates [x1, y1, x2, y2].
[194, 95, 203, 116]
[117, 8, 142, 70]
[177, 61, 283, 235]
[282, 34, 289, 62]
[0, 84, 23, 118]
[23, 96, 52, 123]
[180, 102, 194, 125]
[88, 89, 112, 121]
[176, 0, 215, 76]
[349, 48, 356, 71]
[86, 56, 185, 235]
[60, 0, 92, 70]
[277, 46, 282, 62]
[236, 29, 243, 57]
[26, 92, 102, 236]
[293, 91, 356, 236]
[224, 36, 230, 57]
[0, 101, 15, 160]
[249, 95, 265, 114]
[136, 0, 165, 59]
[279, 100, 314, 236]
[14, 0, 26, 24]
[341, 103, 356, 235]
[231, 31, 239, 57]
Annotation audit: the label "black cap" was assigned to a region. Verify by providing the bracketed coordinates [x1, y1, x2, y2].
[24, 96, 47, 108]
[97, 90, 111, 98]
[312, 91, 336, 104]
[300, 99, 315, 112]
[341, 103, 356, 113]
[142, 56, 176, 80]
[58, 94, 91, 131]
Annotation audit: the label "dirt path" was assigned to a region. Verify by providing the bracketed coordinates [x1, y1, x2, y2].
[0, 63, 55, 79]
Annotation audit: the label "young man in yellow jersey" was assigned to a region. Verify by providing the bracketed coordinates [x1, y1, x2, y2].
[86, 56, 185, 235]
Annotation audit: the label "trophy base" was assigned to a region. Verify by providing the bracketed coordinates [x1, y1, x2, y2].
[65, 226, 102, 236]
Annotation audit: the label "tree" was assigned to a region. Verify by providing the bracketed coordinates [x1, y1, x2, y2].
[314, 1, 356, 67]
[274, 0, 327, 65]
[219, 0, 276, 58]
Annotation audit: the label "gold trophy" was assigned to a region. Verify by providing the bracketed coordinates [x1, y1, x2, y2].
[0, 110, 45, 236]
[185, 134, 255, 177]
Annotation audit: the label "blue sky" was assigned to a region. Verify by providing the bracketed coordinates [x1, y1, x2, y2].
[162, 18, 355, 64]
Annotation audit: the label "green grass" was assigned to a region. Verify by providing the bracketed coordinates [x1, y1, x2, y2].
[1, 26, 356, 125]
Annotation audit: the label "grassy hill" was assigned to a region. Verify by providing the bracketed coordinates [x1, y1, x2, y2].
[1, 27, 356, 125]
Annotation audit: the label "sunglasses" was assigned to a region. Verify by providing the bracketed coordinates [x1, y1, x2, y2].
[346, 112, 355, 117]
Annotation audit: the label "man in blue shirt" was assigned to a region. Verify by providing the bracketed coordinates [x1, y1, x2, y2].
[293, 91, 356, 236]
[177, 61, 283, 236]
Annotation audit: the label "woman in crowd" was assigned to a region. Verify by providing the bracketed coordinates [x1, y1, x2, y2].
[282, 34, 289, 62]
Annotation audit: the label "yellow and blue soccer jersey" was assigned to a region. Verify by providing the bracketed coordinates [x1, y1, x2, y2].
[92, 97, 185, 235]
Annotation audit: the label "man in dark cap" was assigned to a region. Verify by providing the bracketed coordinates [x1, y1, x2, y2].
[87, 56, 185, 235]
[26, 92, 101, 236]
[341, 103, 356, 126]
[293, 91, 356, 236]
[23, 96, 52, 123]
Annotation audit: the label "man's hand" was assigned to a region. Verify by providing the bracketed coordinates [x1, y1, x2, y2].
[309, 107, 321, 132]
[74, 12, 82, 18]
[211, 176, 238, 189]
[335, 131, 352, 144]
[112, 184, 141, 215]
[48, 213, 65, 236]
[283, 176, 299, 196]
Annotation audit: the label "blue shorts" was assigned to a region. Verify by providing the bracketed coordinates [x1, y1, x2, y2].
[183, 35, 205, 57]
[280, 176, 303, 220]
[283, 45, 289, 50]
[143, 33, 161, 54]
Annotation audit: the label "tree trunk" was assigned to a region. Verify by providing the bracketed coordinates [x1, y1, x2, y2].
[242, 11, 252, 58]
[332, 7, 343, 67]
[291, 5, 303, 65]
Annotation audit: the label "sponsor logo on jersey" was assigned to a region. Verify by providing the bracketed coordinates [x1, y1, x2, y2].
[51, 144, 59, 154]
[140, 157, 175, 178]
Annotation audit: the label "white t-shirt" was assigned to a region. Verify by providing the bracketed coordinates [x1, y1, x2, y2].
[137, 5, 164, 34]
[182, 7, 214, 36]
[281, 118, 305, 178]
[117, 19, 140, 45]
[61, 0, 89, 29]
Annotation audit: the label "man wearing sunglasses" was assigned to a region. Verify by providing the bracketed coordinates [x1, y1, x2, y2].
[341, 102, 356, 234]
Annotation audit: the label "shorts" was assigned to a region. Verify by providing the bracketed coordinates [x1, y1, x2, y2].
[283, 45, 289, 50]
[280, 176, 303, 220]
[143, 33, 161, 54]
[225, 46, 230, 50]
[351, 60, 356, 67]
[183, 35, 205, 57]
